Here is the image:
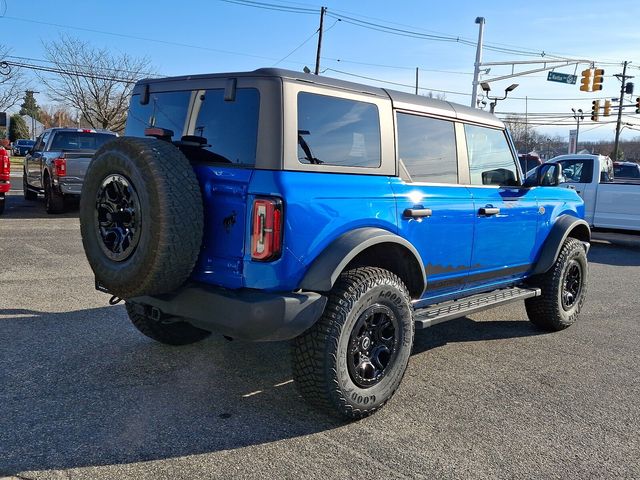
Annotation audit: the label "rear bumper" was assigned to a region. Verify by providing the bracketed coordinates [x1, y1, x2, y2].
[129, 283, 327, 342]
[56, 176, 83, 195]
[0, 181, 9, 194]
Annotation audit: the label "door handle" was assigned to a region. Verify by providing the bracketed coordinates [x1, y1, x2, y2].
[479, 207, 500, 216]
[403, 208, 432, 218]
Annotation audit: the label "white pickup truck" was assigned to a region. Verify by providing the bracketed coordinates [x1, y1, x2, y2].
[551, 154, 640, 232]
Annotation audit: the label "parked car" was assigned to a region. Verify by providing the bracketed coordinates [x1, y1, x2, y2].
[79, 68, 590, 419]
[0, 146, 9, 214]
[613, 161, 640, 179]
[23, 128, 117, 213]
[552, 154, 640, 232]
[12, 139, 36, 156]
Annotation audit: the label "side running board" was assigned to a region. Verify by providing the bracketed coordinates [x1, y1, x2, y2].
[414, 286, 541, 329]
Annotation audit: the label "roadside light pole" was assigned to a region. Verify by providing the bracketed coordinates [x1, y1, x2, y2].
[480, 82, 518, 113]
[572, 108, 584, 152]
[471, 17, 486, 108]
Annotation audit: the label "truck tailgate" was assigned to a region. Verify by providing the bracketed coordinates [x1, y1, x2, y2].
[62, 151, 94, 178]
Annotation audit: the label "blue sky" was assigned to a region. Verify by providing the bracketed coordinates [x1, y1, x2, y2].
[2, 0, 640, 144]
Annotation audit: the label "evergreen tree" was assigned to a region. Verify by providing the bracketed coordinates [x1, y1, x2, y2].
[19, 90, 40, 119]
[8, 114, 29, 142]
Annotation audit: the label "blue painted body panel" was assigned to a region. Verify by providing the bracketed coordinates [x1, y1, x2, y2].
[190, 164, 585, 304]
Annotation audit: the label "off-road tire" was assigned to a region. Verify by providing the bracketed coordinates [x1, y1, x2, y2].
[292, 267, 414, 419]
[23, 173, 38, 200]
[80, 137, 203, 299]
[44, 175, 65, 214]
[525, 237, 588, 331]
[125, 302, 211, 345]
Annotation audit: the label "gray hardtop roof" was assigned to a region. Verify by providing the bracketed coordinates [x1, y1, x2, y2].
[134, 67, 503, 128]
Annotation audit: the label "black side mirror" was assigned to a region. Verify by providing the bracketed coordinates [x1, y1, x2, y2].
[537, 162, 563, 186]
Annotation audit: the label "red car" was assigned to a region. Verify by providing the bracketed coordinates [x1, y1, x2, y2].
[0, 147, 10, 214]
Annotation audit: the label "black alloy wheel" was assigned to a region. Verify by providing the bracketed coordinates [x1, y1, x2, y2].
[561, 260, 583, 311]
[348, 304, 400, 388]
[94, 174, 141, 262]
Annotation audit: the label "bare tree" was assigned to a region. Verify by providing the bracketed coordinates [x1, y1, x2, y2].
[40, 35, 153, 132]
[0, 45, 27, 111]
[39, 104, 79, 129]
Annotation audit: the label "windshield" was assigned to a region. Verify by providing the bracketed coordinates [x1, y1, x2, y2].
[49, 132, 116, 151]
[18, 140, 35, 146]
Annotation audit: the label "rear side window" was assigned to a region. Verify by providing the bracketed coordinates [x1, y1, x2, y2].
[396, 113, 457, 183]
[125, 91, 192, 139]
[556, 159, 593, 183]
[49, 132, 116, 151]
[297, 92, 381, 168]
[194, 88, 260, 166]
[465, 125, 518, 186]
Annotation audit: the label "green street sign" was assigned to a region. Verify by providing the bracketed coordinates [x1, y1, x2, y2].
[547, 71, 577, 85]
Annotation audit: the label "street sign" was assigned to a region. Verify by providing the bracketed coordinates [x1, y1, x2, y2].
[547, 71, 577, 85]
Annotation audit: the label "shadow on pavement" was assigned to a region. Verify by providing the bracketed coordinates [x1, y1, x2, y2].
[413, 316, 543, 354]
[1, 192, 79, 219]
[587, 242, 640, 267]
[0, 306, 344, 475]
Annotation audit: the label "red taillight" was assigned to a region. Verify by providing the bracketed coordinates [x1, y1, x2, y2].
[251, 198, 283, 261]
[0, 149, 9, 179]
[54, 157, 67, 177]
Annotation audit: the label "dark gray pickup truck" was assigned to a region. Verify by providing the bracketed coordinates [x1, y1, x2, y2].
[23, 128, 117, 213]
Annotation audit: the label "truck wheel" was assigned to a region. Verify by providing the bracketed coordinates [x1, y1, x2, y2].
[80, 137, 203, 299]
[292, 267, 414, 419]
[525, 237, 588, 331]
[44, 176, 66, 214]
[23, 173, 38, 200]
[125, 302, 211, 345]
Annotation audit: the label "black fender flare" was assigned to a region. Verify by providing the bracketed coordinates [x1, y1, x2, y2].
[532, 215, 591, 275]
[299, 227, 426, 296]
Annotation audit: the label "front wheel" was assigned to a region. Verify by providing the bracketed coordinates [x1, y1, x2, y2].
[292, 267, 414, 419]
[525, 237, 588, 331]
[23, 173, 38, 200]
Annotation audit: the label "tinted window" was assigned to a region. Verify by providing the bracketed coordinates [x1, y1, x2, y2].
[193, 88, 260, 165]
[556, 159, 593, 183]
[125, 91, 192, 139]
[614, 165, 640, 178]
[465, 125, 517, 186]
[49, 131, 116, 151]
[396, 113, 457, 183]
[297, 92, 381, 168]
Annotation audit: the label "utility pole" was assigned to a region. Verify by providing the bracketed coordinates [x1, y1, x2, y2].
[572, 108, 584, 152]
[314, 6, 326, 75]
[470, 17, 486, 108]
[613, 61, 630, 161]
[415, 67, 419, 95]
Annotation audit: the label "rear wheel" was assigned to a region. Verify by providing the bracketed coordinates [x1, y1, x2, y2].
[23, 172, 38, 200]
[125, 302, 211, 345]
[525, 237, 588, 331]
[44, 175, 65, 214]
[292, 267, 414, 419]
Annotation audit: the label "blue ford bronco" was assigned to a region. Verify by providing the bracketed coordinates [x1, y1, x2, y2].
[79, 68, 590, 419]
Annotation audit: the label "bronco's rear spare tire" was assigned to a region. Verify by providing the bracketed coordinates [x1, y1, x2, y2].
[80, 137, 203, 299]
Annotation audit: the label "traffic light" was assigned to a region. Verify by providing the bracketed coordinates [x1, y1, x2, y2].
[604, 100, 611, 116]
[591, 100, 600, 121]
[636, 97, 640, 114]
[592, 69, 605, 91]
[580, 69, 592, 92]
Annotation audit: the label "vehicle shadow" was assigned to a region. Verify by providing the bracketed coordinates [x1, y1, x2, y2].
[413, 316, 543, 355]
[0, 306, 344, 475]
[1, 192, 79, 219]
[587, 241, 640, 267]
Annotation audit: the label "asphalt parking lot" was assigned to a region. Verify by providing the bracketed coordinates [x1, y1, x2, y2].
[1, 181, 639, 479]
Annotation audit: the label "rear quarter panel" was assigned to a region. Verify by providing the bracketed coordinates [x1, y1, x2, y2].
[593, 183, 640, 230]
